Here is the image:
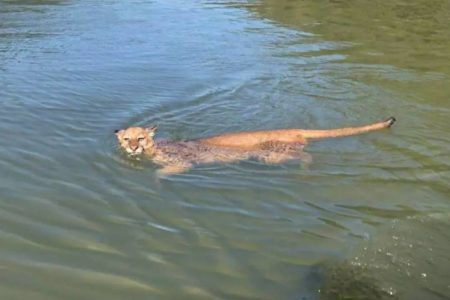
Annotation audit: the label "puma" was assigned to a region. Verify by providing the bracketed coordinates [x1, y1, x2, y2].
[115, 117, 396, 176]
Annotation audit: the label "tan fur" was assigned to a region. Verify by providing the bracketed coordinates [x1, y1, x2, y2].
[200, 117, 396, 149]
[115, 117, 395, 175]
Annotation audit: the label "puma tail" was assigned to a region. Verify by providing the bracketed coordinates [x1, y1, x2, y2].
[300, 117, 396, 140]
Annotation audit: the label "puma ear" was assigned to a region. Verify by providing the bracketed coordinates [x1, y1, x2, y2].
[114, 129, 123, 135]
[146, 125, 158, 136]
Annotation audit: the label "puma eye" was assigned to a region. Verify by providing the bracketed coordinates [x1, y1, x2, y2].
[137, 137, 145, 142]
[124, 137, 130, 141]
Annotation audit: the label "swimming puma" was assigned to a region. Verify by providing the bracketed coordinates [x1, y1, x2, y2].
[115, 117, 396, 175]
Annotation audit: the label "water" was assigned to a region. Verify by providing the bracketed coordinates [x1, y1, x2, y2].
[0, 0, 449, 299]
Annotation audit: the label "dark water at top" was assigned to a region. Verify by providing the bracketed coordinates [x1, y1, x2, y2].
[0, 0, 449, 299]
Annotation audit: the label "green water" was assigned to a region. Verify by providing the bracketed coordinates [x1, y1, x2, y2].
[0, 0, 449, 299]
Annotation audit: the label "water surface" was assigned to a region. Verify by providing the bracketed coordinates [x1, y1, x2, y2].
[0, 0, 449, 299]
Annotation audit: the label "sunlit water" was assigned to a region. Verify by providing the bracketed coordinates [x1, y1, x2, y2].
[0, 0, 449, 299]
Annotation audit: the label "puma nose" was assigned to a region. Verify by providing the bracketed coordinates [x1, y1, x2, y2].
[129, 143, 139, 151]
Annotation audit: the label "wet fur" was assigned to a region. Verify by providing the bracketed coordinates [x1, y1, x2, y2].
[115, 117, 395, 175]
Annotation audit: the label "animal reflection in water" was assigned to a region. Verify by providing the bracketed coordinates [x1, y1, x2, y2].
[115, 117, 396, 176]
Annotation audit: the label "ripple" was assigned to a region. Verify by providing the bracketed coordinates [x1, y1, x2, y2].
[1, 0, 449, 299]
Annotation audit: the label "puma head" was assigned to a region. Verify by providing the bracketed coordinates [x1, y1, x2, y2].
[115, 125, 158, 155]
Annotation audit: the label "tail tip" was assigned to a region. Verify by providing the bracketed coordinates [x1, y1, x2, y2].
[385, 116, 396, 127]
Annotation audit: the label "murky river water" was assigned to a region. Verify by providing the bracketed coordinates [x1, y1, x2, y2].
[1, 0, 449, 299]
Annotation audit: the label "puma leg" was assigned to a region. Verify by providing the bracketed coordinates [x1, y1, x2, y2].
[258, 147, 312, 166]
[157, 164, 191, 176]
[259, 152, 296, 164]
